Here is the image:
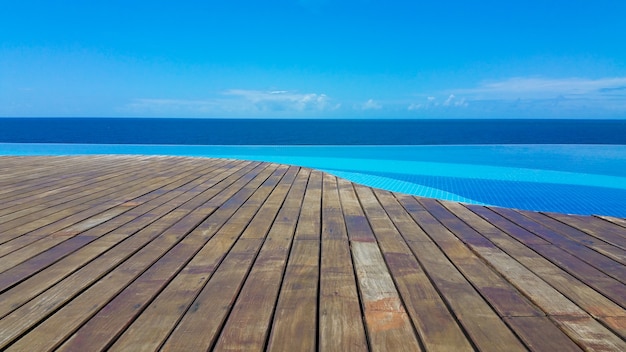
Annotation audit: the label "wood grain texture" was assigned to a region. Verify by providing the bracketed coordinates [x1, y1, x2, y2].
[0, 156, 624, 351]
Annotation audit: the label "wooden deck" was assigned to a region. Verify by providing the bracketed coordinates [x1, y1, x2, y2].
[1, 155, 625, 351]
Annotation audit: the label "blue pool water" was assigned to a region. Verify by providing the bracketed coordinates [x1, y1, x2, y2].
[2, 143, 626, 217]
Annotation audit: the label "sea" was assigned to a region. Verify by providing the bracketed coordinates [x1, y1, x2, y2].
[1, 118, 626, 145]
[2, 118, 626, 217]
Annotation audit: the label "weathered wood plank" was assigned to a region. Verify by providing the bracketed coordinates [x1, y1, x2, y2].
[57, 164, 287, 351]
[370, 188, 474, 352]
[318, 174, 369, 351]
[546, 212, 626, 250]
[0, 159, 239, 287]
[156, 167, 301, 351]
[106, 165, 292, 352]
[0, 157, 187, 224]
[417, 197, 546, 319]
[267, 170, 322, 352]
[2, 156, 624, 351]
[0, 158, 200, 246]
[522, 210, 626, 266]
[446, 202, 626, 343]
[471, 206, 626, 307]
[209, 168, 309, 351]
[597, 215, 626, 229]
[503, 316, 583, 352]
[394, 194, 527, 352]
[0, 156, 133, 204]
[492, 207, 626, 284]
[0, 160, 241, 314]
[338, 182, 421, 351]
[0, 162, 269, 350]
[552, 315, 626, 351]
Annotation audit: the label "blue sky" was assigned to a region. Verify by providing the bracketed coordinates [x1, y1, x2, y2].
[1, 0, 626, 118]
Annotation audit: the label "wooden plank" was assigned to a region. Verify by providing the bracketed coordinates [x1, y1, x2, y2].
[211, 168, 309, 351]
[338, 183, 421, 351]
[0, 160, 178, 250]
[336, 178, 377, 243]
[57, 164, 287, 351]
[597, 215, 626, 229]
[318, 174, 369, 351]
[369, 188, 474, 352]
[0, 159, 241, 300]
[503, 316, 583, 352]
[267, 170, 322, 352]
[552, 315, 626, 351]
[0, 159, 240, 278]
[0, 162, 269, 350]
[471, 206, 626, 306]
[0, 156, 185, 223]
[546, 212, 626, 250]
[416, 197, 546, 319]
[493, 207, 626, 284]
[450, 204, 617, 315]
[522, 210, 626, 266]
[352, 241, 423, 352]
[0, 157, 200, 245]
[393, 194, 527, 352]
[444, 202, 626, 344]
[0, 156, 134, 205]
[156, 167, 301, 351]
[2, 156, 625, 350]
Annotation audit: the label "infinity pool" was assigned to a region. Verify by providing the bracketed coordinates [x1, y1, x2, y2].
[2, 143, 626, 217]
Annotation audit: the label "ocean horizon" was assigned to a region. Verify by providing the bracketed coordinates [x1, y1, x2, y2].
[1, 118, 625, 145]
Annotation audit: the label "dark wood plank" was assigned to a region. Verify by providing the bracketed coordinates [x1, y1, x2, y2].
[57, 164, 287, 351]
[417, 197, 546, 319]
[0, 159, 239, 287]
[338, 179, 422, 351]
[0, 157, 201, 247]
[155, 167, 302, 351]
[503, 316, 583, 352]
[2, 156, 625, 351]
[318, 174, 369, 351]
[0, 160, 242, 315]
[0, 157, 187, 225]
[394, 194, 527, 352]
[492, 207, 626, 284]
[0, 162, 269, 350]
[445, 202, 626, 344]
[267, 170, 322, 352]
[597, 215, 626, 229]
[0, 156, 133, 205]
[371, 188, 475, 351]
[209, 168, 309, 351]
[522, 210, 626, 266]
[470, 206, 626, 307]
[546, 212, 626, 250]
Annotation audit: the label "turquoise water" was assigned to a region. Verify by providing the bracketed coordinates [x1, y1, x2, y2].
[2, 143, 626, 217]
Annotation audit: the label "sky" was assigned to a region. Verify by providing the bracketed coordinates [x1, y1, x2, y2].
[1, 0, 626, 118]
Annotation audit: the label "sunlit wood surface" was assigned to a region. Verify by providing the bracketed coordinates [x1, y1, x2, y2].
[1, 155, 625, 351]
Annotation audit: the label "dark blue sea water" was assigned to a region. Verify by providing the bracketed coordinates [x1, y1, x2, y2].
[1, 118, 625, 145]
[2, 118, 626, 216]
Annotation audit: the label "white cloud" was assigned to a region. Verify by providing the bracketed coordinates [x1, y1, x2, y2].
[407, 94, 467, 111]
[406, 76, 626, 117]
[458, 76, 626, 100]
[225, 89, 339, 112]
[124, 89, 339, 117]
[124, 98, 221, 115]
[360, 99, 382, 110]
